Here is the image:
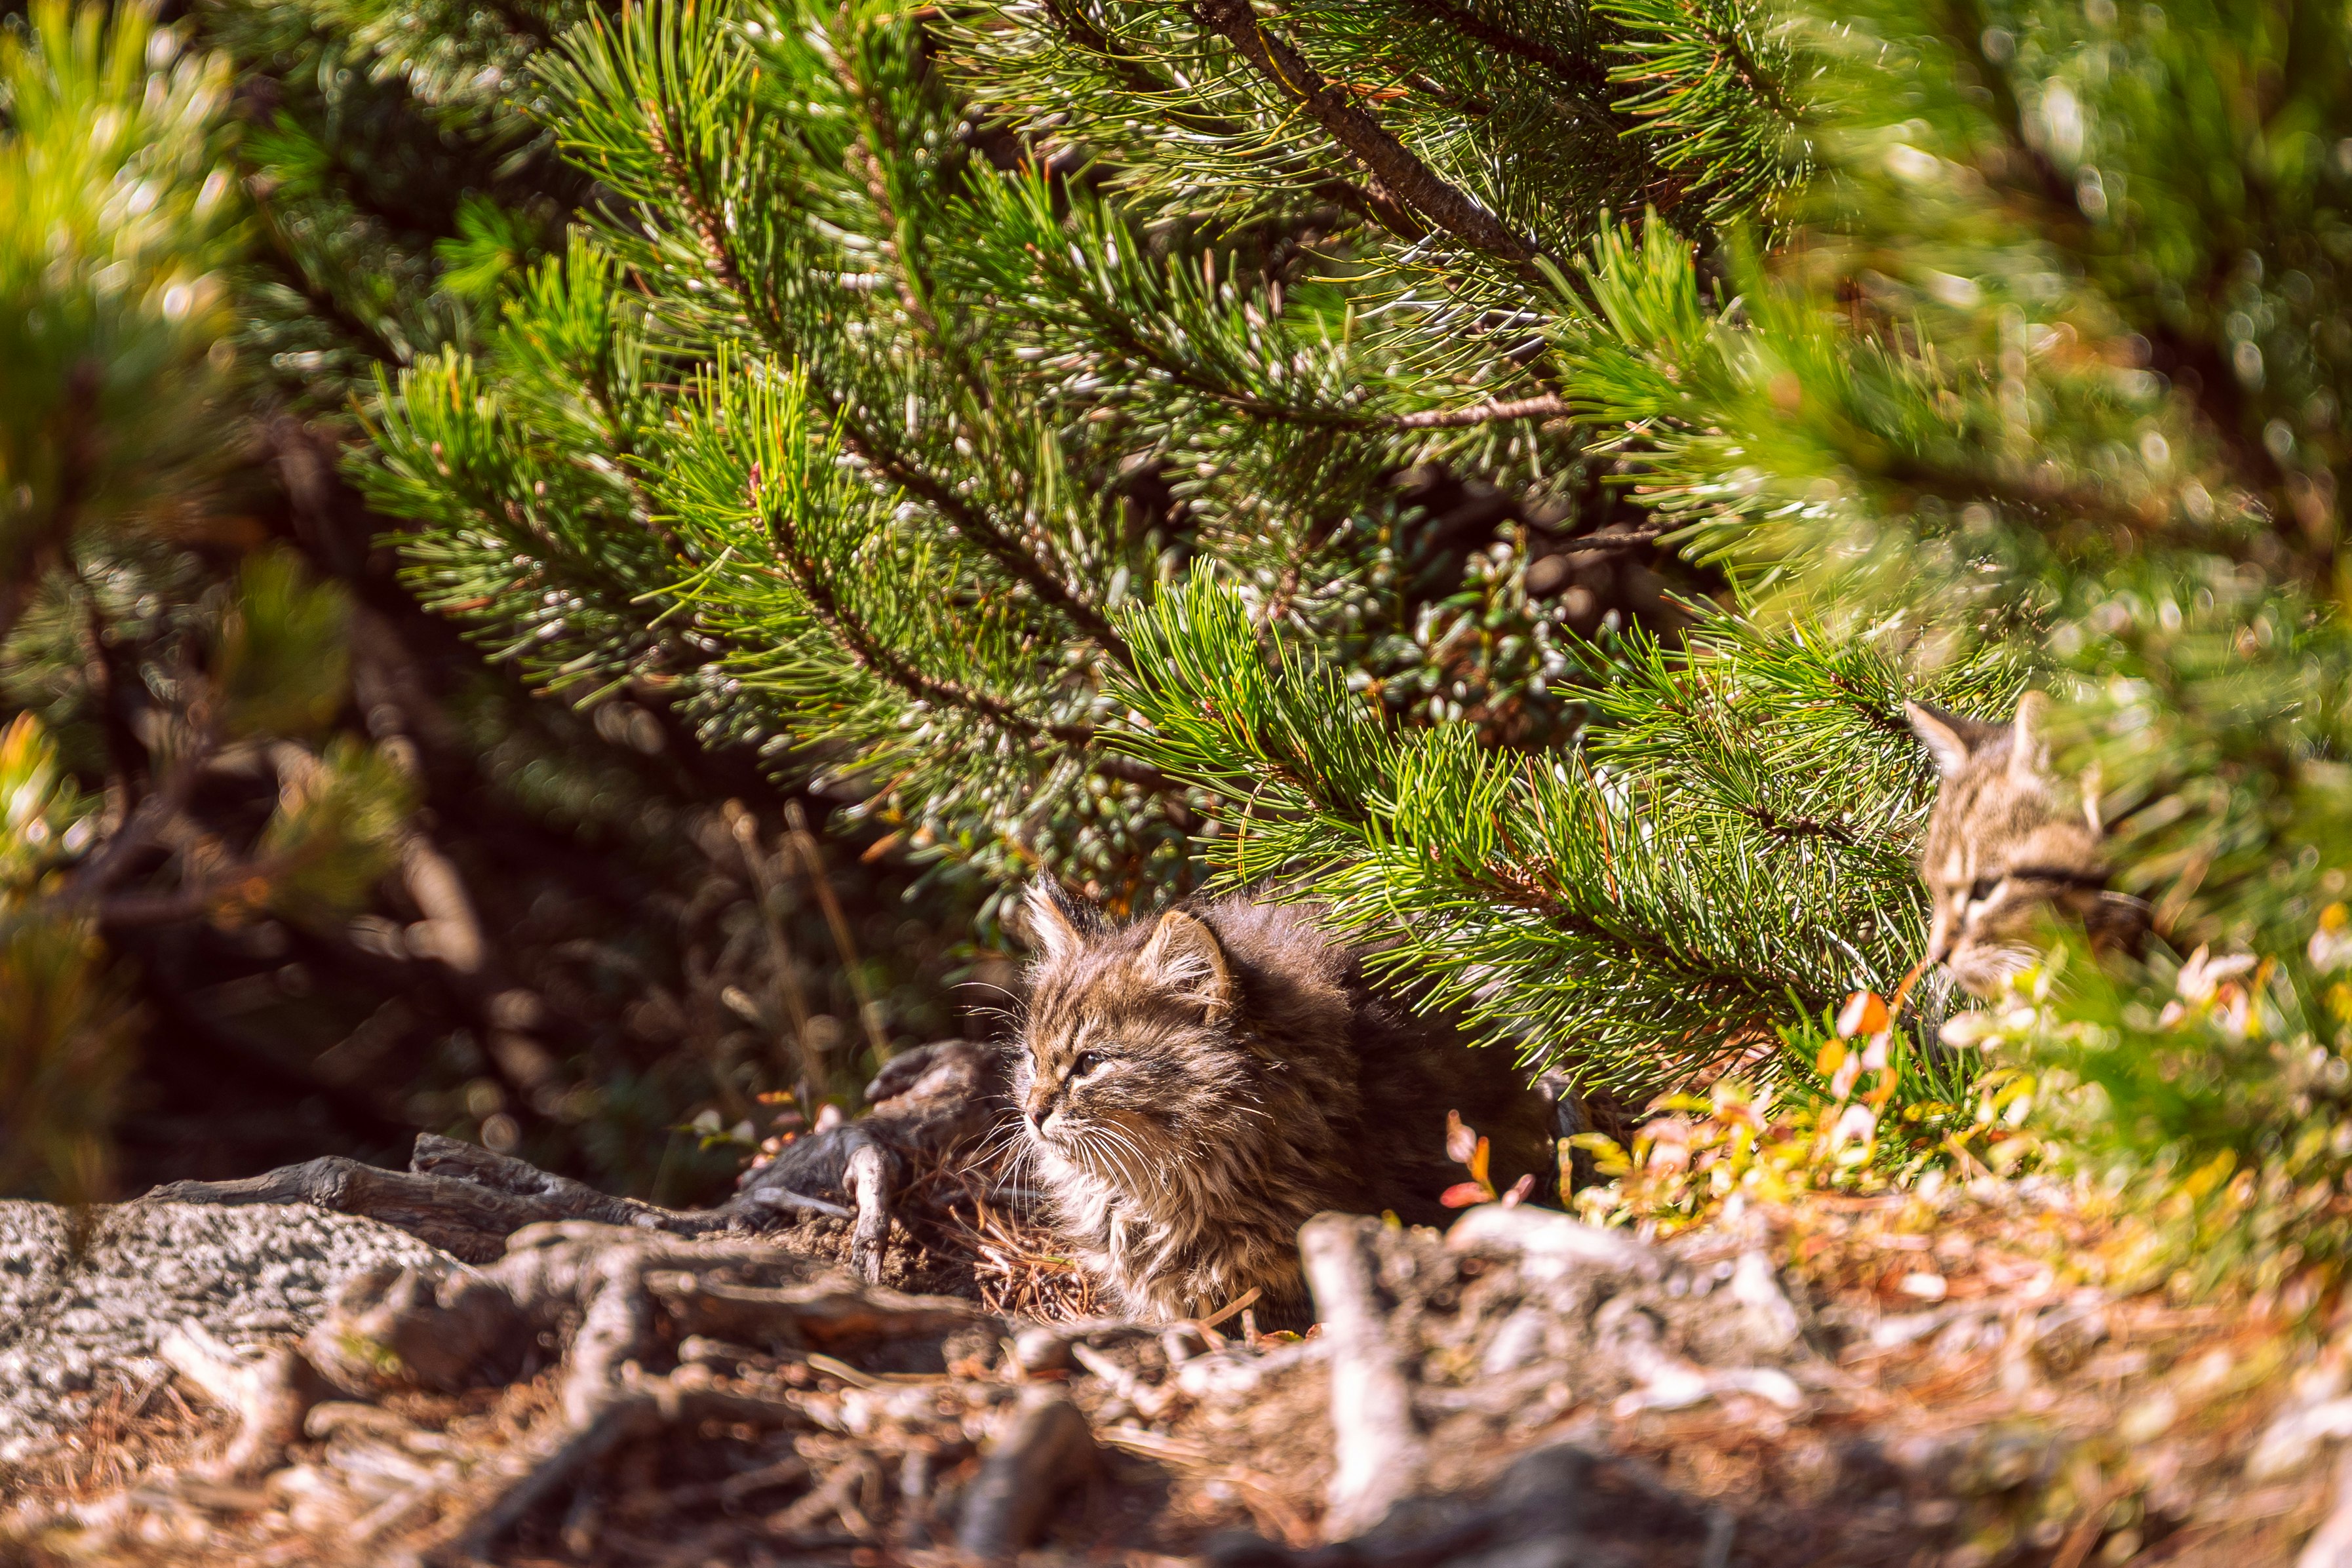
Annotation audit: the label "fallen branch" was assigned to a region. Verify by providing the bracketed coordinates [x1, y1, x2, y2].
[136, 1161, 611, 1269]
[645, 1272, 997, 1350]
[303, 1263, 530, 1396]
[845, 1141, 894, 1285]
[137, 1039, 1007, 1267]
[427, 1369, 806, 1567]
[768, 1449, 883, 1542]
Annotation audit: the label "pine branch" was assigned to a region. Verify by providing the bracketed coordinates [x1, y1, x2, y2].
[1396, 0, 1607, 94]
[1188, 0, 1545, 269]
[755, 482, 1077, 749]
[1034, 0, 1430, 238]
[1384, 393, 1570, 427]
[638, 115, 1131, 662]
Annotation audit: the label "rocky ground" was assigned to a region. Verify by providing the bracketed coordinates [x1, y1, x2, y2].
[2, 1055, 2349, 1567]
[0, 1204, 446, 1470]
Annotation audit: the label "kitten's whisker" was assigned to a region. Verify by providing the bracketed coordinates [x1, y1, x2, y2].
[963, 1126, 1027, 1176]
[1086, 1126, 1155, 1198]
[1093, 1124, 1162, 1194]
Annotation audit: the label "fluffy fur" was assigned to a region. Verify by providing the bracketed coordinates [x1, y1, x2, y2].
[1906, 693, 2147, 997]
[1010, 889, 1555, 1327]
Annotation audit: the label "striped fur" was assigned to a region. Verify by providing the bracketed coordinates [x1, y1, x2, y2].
[1906, 693, 2143, 996]
[1011, 889, 1554, 1327]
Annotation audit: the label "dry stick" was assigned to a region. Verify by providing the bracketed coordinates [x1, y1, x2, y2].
[142, 1148, 726, 1265]
[439, 1392, 661, 1566]
[1196, 1285, 1264, 1332]
[844, 1141, 894, 1286]
[646, 1270, 994, 1347]
[783, 800, 895, 1068]
[727, 800, 821, 1094]
[437, 1385, 805, 1565]
[1299, 1214, 1426, 1539]
[768, 1451, 882, 1540]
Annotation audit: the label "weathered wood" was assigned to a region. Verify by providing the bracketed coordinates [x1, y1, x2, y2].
[646, 1272, 997, 1350]
[303, 1262, 531, 1396]
[844, 1140, 894, 1285]
[427, 1373, 806, 1567]
[136, 1039, 1007, 1264]
[409, 1135, 712, 1230]
[1300, 1213, 1424, 1539]
[139, 1157, 562, 1263]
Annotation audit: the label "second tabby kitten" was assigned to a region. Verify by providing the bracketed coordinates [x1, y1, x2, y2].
[1013, 887, 1556, 1326]
[1906, 692, 2149, 996]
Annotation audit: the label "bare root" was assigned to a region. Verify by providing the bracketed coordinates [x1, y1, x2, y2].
[135, 1038, 1007, 1268]
[158, 1320, 329, 1481]
[1299, 1214, 1424, 1540]
[955, 1387, 1101, 1561]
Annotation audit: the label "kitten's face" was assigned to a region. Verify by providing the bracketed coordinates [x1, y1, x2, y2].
[1906, 694, 2113, 997]
[1013, 890, 1255, 1194]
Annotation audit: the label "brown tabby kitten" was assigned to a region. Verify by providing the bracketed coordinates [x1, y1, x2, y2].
[1013, 887, 1556, 1327]
[1906, 693, 2148, 997]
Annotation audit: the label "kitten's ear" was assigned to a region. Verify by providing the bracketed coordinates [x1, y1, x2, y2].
[1136, 910, 1235, 1022]
[1904, 700, 1979, 779]
[2009, 691, 2053, 783]
[1022, 880, 1083, 966]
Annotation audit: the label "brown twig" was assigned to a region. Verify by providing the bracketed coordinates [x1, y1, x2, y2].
[783, 800, 893, 1068]
[1190, 0, 1544, 272]
[1384, 393, 1571, 429]
[725, 800, 820, 1089]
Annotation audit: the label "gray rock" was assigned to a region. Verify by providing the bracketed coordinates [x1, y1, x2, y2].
[0, 1200, 451, 1465]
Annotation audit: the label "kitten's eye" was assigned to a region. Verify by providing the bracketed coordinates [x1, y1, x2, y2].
[1968, 875, 2001, 904]
[1070, 1051, 1104, 1079]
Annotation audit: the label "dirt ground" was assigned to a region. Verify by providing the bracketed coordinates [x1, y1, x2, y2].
[1, 1144, 2343, 1568]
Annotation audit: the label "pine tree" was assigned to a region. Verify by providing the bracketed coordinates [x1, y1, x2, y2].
[0, 0, 983, 1207]
[0, 0, 413, 1200]
[334, 0, 2352, 1235]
